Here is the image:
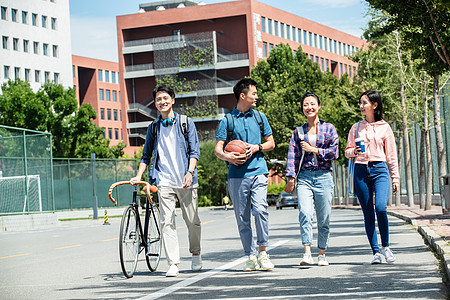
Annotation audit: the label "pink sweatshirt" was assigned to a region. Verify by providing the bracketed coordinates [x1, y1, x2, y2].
[345, 119, 400, 183]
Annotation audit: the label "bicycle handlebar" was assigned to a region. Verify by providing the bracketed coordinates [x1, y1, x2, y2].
[108, 181, 158, 206]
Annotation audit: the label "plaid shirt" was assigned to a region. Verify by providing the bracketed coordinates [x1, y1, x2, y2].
[286, 120, 339, 178]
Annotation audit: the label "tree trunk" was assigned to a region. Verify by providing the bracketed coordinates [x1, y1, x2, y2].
[395, 129, 403, 206]
[433, 74, 448, 213]
[401, 84, 414, 207]
[424, 95, 433, 211]
[419, 129, 426, 209]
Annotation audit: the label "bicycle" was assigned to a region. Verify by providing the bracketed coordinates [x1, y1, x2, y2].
[108, 180, 161, 278]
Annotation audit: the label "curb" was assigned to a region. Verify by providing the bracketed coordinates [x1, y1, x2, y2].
[387, 210, 450, 282]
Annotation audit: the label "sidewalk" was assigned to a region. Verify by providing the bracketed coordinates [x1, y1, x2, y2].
[336, 203, 450, 283]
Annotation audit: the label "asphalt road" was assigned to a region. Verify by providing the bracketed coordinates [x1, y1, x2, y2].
[0, 207, 446, 299]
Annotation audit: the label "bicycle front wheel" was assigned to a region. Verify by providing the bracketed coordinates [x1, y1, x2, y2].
[145, 203, 162, 272]
[119, 206, 140, 278]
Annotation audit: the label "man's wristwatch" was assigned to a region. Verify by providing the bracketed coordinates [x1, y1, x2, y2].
[258, 144, 263, 153]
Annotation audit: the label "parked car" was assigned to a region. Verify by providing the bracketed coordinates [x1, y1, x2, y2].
[276, 193, 298, 210]
[266, 193, 279, 206]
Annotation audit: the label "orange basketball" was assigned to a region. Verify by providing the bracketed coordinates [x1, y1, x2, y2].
[224, 140, 248, 154]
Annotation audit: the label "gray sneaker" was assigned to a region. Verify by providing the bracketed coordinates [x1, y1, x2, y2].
[317, 254, 329, 266]
[381, 247, 396, 263]
[371, 252, 383, 264]
[300, 253, 314, 265]
[243, 254, 260, 271]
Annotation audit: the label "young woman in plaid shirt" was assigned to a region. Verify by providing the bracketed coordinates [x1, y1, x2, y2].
[285, 92, 339, 266]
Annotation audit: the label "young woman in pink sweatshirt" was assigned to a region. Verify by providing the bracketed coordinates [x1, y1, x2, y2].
[345, 90, 400, 264]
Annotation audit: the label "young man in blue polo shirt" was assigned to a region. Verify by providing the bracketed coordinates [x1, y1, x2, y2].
[131, 85, 202, 277]
[214, 78, 275, 271]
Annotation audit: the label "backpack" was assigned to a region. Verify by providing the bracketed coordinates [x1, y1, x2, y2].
[151, 114, 190, 153]
[225, 109, 264, 145]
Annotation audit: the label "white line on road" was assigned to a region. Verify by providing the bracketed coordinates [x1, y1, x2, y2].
[139, 239, 290, 300]
[202, 288, 442, 299]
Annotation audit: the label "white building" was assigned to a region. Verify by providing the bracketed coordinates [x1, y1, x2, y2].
[0, 0, 72, 91]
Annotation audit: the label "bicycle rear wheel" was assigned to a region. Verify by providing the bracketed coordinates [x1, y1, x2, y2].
[145, 203, 162, 272]
[119, 206, 140, 278]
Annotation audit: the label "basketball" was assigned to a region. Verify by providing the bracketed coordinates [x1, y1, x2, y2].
[224, 140, 248, 155]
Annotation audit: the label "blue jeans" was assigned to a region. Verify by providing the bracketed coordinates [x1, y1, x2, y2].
[229, 175, 269, 256]
[354, 162, 390, 254]
[297, 170, 334, 251]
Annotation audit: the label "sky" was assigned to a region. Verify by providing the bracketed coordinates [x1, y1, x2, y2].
[69, 0, 370, 62]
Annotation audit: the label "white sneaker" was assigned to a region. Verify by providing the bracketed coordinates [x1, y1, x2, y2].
[371, 252, 383, 264]
[243, 254, 260, 271]
[381, 247, 396, 263]
[165, 264, 179, 277]
[191, 254, 202, 271]
[257, 251, 274, 271]
[317, 254, 329, 266]
[300, 253, 314, 265]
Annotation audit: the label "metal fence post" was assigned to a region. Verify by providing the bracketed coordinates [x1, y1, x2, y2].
[91, 153, 98, 219]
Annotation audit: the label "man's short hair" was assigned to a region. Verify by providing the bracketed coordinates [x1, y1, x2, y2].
[153, 85, 175, 100]
[233, 78, 257, 101]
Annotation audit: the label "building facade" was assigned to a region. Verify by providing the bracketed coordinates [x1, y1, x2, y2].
[72, 55, 127, 150]
[0, 0, 72, 91]
[116, 0, 366, 152]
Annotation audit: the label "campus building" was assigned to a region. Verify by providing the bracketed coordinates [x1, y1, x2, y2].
[116, 0, 366, 152]
[72, 55, 126, 148]
[0, 0, 72, 91]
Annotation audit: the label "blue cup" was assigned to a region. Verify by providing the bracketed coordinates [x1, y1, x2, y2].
[355, 137, 365, 153]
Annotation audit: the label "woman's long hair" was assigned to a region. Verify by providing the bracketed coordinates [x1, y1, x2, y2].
[361, 90, 383, 121]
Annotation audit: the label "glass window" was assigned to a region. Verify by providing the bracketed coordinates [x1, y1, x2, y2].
[117, 73, 119, 83]
[263, 42, 267, 58]
[268, 19, 272, 35]
[23, 39, 29, 52]
[32, 13, 37, 26]
[105, 70, 109, 83]
[261, 17, 266, 33]
[2, 36, 8, 49]
[113, 109, 118, 121]
[269, 43, 273, 52]
[108, 128, 112, 139]
[325, 59, 329, 71]
[52, 45, 58, 57]
[106, 90, 110, 101]
[115, 128, 119, 140]
[13, 38, 18, 51]
[339, 63, 342, 75]
[22, 11, 27, 24]
[320, 58, 324, 71]
[107, 109, 111, 120]
[100, 108, 105, 120]
[24, 68, 30, 81]
[54, 73, 59, 84]
[99, 89, 104, 100]
[72, 65, 75, 78]
[274, 21, 279, 36]
[314, 34, 317, 48]
[112, 71, 116, 83]
[42, 15, 47, 28]
[334, 40, 337, 54]
[35, 70, 40, 82]
[11, 8, 17, 22]
[303, 30, 307, 44]
[319, 35, 323, 50]
[286, 25, 290, 40]
[339, 42, 342, 55]
[1, 7, 7, 20]
[280, 23, 284, 38]
[324, 37, 328, 51]
[98, 69, 103, 81]
[43, 43, 48, 56]
[51, 17, 56, 30]
[310, 54, 313, 61]
[44, 71, 50, 82]
[33, 41, 39, 54]
[293, 27, 297, 42]
[344, 64, 348, 73]
[4, 66, 10, 79]
[118, 91, 121, 103]
[113, 90, 117, 102]
[308, 32, 312, 46]
[14, 67, 20, 79]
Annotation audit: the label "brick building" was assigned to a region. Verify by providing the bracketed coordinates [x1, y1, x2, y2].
[116, 0, 366, 154]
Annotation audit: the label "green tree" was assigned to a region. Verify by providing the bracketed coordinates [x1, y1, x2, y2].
[0, 79, 125, 158]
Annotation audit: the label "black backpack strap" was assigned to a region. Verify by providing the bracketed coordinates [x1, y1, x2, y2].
[252, 109, 264, 137]
[225, 113, 234, 144]
[179, 114, 190, 153]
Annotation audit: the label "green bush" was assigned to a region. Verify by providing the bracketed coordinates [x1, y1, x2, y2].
[198, 195, 212, 207]
[267, 181, 286, 194]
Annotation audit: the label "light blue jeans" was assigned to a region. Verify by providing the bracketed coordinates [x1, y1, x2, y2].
[297, 170, 334, 251]
[229, 175, 269, 256]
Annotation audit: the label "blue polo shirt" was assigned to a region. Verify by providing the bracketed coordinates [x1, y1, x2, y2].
[216, 108, 272, 178]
